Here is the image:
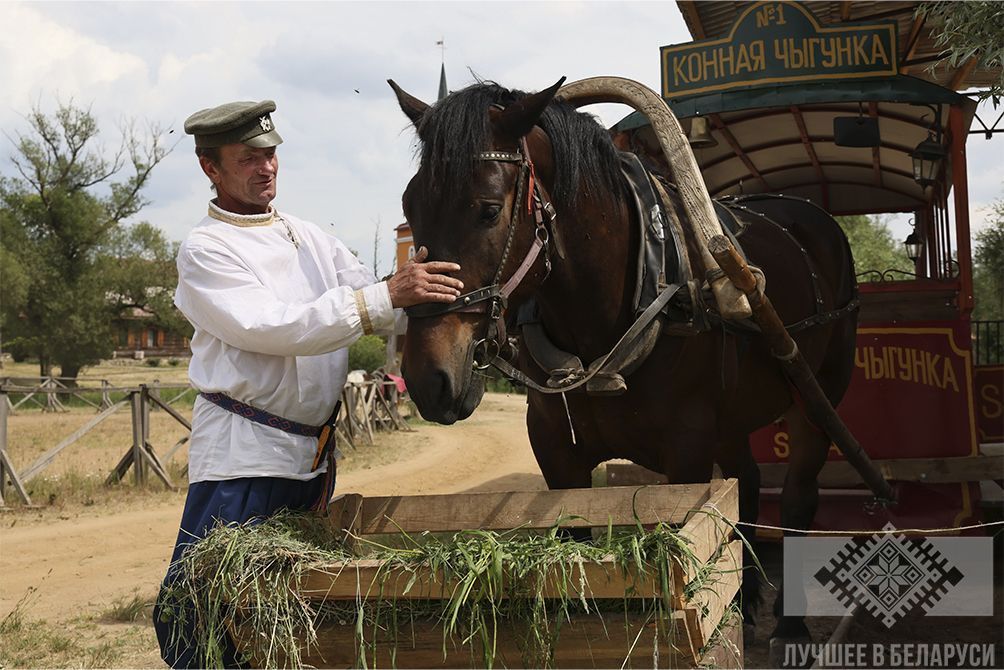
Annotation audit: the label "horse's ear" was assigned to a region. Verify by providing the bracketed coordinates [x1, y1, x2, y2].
[494, 77, 566, 140]
[388, 79, 430, 126]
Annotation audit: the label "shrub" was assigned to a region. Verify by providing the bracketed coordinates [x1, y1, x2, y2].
[145, 357, 161, 367]
[348, 335, 386, 373]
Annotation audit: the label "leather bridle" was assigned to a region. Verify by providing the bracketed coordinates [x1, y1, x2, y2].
[404, 135, 556, 369]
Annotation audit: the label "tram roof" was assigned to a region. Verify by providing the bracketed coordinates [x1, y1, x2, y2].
[609, 1, 987, 215]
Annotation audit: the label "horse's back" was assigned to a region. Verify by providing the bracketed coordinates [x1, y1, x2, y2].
[726, 194, 858, 404]
[729, 194, 856, 305]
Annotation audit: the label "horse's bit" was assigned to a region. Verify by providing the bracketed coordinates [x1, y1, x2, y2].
[404, 135, 556, 369]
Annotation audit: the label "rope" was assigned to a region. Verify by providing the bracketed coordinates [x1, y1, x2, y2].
[697, 501, 1004, 536]
[560, 392, 577, 446]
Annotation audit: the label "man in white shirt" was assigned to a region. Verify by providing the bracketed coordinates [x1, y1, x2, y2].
[154, 99, 462, 668]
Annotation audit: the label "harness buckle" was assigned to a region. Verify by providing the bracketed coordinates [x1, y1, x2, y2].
[489, 297, 503, 321]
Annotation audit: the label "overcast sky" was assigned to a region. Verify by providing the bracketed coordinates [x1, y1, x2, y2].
[3, 1, 1001, 275]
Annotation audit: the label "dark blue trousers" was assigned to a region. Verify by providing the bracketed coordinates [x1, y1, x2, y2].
[153, 476, 325, 669]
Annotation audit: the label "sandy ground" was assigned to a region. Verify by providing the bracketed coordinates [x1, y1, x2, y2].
[4, 390, 1000, 668]
[0, 392, 543, 667]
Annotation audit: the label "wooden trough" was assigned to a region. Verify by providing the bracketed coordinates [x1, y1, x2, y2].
[230, 479, 744, 669]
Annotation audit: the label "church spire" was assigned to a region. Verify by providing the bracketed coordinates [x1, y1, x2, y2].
[436, 38, 448, 101]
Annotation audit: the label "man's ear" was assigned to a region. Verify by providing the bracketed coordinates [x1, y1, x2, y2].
[198, 155, 221, 185]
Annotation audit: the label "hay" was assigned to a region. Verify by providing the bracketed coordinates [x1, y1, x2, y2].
[158, 510, 733, 669]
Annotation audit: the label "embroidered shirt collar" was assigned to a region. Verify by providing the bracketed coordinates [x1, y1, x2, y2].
[207, 200, 276, 227]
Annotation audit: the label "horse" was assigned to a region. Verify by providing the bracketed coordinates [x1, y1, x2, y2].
[389, 76, 860, 661]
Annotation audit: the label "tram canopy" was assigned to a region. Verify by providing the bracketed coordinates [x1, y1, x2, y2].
[611, 1, 987, 216]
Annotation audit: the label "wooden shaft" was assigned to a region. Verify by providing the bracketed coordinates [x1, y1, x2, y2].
[708, 236, 896, 503]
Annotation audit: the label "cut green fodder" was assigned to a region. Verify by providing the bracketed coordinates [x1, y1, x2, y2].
[159, 510, 742, 669]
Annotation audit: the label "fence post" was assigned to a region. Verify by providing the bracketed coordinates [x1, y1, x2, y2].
[131, 389, 146, 486]
[0, 391, 31, 506]
[101, 380, 113, 410]
[0, 391, 8, 503]
[44, 377, 57, 413]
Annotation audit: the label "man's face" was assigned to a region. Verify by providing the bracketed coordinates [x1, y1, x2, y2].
[200, 144, 279, 214]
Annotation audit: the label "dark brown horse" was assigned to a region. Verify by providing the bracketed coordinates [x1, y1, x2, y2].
[390, 77, 859, 656]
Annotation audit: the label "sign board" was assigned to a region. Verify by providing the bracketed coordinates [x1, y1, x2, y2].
[661, 1, 898, 99]
[752, 322, 978, 465]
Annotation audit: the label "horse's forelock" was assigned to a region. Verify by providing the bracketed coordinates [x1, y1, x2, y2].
[413, 82, 624, 212]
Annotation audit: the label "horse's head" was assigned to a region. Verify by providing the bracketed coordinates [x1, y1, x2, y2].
[388, 78, 567, 424]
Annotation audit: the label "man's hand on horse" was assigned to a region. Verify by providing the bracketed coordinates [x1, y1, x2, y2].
[388, 246, 464, 308]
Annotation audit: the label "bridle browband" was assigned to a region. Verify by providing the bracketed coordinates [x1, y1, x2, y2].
[405, 135, 557, 369]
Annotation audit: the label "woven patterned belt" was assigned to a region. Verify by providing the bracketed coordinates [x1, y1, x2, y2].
[200, 392, 326, 437]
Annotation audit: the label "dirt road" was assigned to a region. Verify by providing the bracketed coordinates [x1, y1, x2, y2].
[0, 393, 543, 665]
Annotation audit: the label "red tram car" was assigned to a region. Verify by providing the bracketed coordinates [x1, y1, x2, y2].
[611, 0, 1003, 531]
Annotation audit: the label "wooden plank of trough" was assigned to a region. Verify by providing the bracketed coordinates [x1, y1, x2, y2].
[351, 483, 712, 535]
[234, 611, 704, 669]
[690, 538, 743, 651]
[670, 479, 739, 609]
[298, 556, 669, 601]
[700, 615, 744, 669]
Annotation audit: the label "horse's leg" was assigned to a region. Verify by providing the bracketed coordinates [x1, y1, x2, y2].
[716, 436, 762, 645]
[526, 398, 594, 489]
[527, 396, 598, 542]
[768, 406, 829, 668]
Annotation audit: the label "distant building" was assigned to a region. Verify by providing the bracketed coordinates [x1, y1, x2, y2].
[395, 221, 415, 271]
[113, 307, 190, 359]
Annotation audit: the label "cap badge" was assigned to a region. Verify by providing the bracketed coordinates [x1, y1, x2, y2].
[259, 115, 272, 132]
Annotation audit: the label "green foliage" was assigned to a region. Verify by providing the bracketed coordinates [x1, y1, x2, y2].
[972, 200, 1004, 321]
[0, 100, 179, 378]
[348, 334, 387, 372]
[917, 2, 1004, 99]
[479, 367, 527, 395]
[837, 215, 914, 279]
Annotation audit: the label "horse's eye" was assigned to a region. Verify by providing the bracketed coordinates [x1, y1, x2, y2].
[480, 203, 503, 223]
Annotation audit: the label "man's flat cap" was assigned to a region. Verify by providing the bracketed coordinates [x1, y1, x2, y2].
[184, 100, 283, 148]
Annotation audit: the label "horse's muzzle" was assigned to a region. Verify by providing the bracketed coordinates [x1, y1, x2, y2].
[403, 340, 485, 425]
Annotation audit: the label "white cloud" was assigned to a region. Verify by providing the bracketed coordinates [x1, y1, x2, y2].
[2, 0, 1001, 276]
[1, 3, 147, 106]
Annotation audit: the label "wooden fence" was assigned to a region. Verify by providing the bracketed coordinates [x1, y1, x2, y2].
[0, 377, 412, 507]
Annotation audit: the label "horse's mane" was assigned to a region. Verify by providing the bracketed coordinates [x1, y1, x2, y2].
[414, 81, 624, 212]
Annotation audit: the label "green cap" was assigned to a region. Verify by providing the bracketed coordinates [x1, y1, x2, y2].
[184, 100, 284, 148]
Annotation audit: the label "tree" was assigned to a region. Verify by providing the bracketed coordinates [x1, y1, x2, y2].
[917, 1, 1004, 99]
[836, 214, 914, 279]
[348, 335, 387, 373]
[972, 200, 1004, 321]
[0, 100, 175, 379]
